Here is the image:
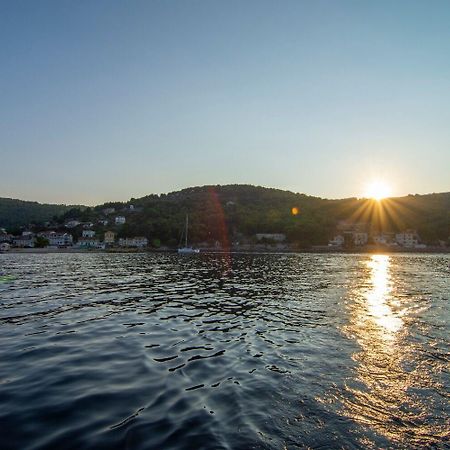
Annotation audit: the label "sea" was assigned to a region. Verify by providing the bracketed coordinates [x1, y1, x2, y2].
[0, 253, 448, 449]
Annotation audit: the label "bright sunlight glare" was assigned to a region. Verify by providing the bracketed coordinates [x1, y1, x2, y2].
[364, 180, 392, 201]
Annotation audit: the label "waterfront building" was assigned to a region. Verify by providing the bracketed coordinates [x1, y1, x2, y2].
[104, 231, 116, 244]
[51, 233, 73, 247]
[38, 231, 73, 247]
[82, 230, 96, 238]
[353, 232, 368, 246]
[13, 234, 35, 248]
[372, 232, 395, 245]
[396, 230, 419, 248]
[115, 216, 126, 225]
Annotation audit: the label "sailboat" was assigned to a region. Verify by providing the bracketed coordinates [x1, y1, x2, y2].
[178, 214, 200, 254]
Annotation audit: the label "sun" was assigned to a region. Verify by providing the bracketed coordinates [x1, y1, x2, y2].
[364, 180, 392, 201]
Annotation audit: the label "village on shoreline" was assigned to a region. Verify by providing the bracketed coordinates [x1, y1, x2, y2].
[1, 202, 449, 255]
[1, 215, 448, 255]
[4, 246, 449, 255]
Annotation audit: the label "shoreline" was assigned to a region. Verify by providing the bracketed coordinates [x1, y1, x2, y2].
[2, 247, 449, 255]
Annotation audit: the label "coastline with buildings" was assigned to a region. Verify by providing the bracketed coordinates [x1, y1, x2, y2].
[1, 226, 448, 254]
[1, 186, 449, 255]
[1, 211, 449, 254]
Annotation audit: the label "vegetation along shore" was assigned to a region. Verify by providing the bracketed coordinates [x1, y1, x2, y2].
[1, 185, 449, 252]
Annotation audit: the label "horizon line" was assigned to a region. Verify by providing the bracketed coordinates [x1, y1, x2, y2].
[1, 183, 449, 207]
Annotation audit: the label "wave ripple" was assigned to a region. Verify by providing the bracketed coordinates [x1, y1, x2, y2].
[0, 253, 448, 449]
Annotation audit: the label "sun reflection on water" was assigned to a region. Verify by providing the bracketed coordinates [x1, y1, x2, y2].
[338, 255, 444, 446]
[365, 255, 403, 339]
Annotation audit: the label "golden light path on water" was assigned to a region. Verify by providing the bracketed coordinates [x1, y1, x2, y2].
[365, 255, 403, 338]
[339, 255, 446, 447]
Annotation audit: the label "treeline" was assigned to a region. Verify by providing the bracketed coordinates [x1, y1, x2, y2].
[0, 198, 80, 232]
[1, 185, 449, 246]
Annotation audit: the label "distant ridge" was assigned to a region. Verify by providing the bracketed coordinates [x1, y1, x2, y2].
[3, 183, 449, 208]
[0, 197, 84, 230]
[1, 185, 449, 245]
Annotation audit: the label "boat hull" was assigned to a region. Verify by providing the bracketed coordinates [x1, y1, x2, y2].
[178, 247, 200, 254]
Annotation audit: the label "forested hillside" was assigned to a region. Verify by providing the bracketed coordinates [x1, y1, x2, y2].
[2, 185, 449, 246]
[0, 198, 80, 231]
[120, 185, 449, 246]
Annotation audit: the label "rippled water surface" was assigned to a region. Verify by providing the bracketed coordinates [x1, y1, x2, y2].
[0, 253, 449, 449]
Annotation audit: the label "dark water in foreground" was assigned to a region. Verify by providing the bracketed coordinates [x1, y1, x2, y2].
[0, 253, 448, 449]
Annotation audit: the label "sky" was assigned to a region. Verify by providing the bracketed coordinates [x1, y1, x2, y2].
[1, 0, 449, 205]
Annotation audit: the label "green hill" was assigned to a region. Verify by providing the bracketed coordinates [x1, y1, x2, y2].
[1, 185, 449, 246]
[0, 198, 82, 232]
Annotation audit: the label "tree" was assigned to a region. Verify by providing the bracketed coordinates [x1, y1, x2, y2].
[35, 237, 49, 248]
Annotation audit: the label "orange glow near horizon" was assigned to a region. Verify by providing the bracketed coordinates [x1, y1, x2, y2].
[364, 180, 392, 201]
[342, 195, 414, 235]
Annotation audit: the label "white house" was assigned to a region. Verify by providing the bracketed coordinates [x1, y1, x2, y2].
[118, 237, 148, 248]
[50, 233, 73, 247]
[396, 230, 419, 248]
[115, 216, 126, 225]
[82, 230, 96, 238]
[13, 234, 35, 248]
[38, 231, 73, 247]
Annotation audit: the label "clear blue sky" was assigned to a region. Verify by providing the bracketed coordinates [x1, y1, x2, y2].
[1, 0, 449, 205]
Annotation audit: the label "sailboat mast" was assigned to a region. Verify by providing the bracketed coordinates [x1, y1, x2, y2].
[185, 214, 188, 247]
